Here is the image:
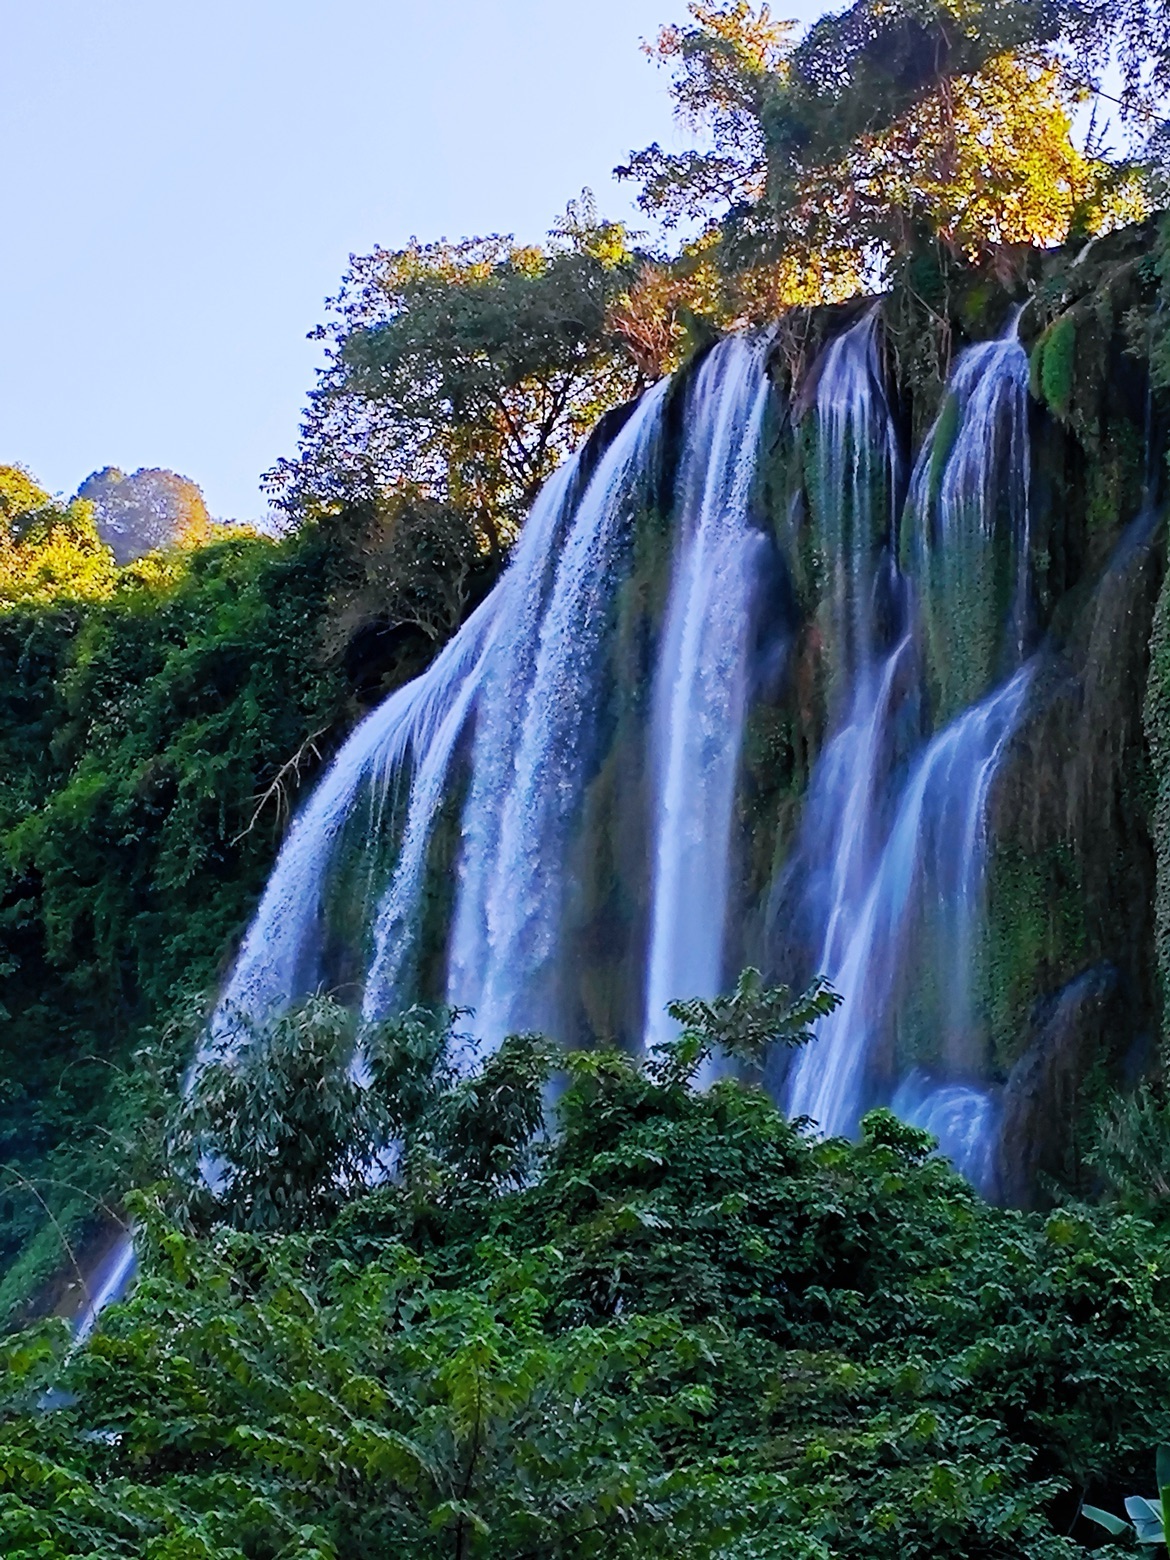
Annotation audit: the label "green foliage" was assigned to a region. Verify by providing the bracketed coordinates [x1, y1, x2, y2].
[173, 1003, 559, 1234]
[0, 466, 54, 526]
[1082, 1446, 1170, 1547]
[0, 465, 122, 607]
[616, 2, 793, 231]
[1034, 314, 1078, 419]
[269, 200, 643, 548]
[1092, 1085, 1170, 1218]
[7, 1020, 1170, 1555]
[1148, 214, 1170, 393]
[174, 996, 376, 1233]
[663, 965, 839, 1076]
[0, 528, 347, 1314]
[312, 486, 496, 693]
[622, 0, 1154, 293]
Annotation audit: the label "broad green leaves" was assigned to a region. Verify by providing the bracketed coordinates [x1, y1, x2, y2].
[7, 1005, 1170, 1555]
[1082, 1446, 1170, 1548]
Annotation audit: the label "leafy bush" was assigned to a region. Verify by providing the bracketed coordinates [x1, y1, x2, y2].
[0, 527, 348, 1314]
[1083, 1444, 1170, 1546]
[3, 987, 1170, 1557]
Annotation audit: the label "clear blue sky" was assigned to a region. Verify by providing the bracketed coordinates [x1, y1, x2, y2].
[0, 1, 811, 520]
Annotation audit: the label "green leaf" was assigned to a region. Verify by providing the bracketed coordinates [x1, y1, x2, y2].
[1125, 1494, 1165, 1544]
[1082, 1503, 1131, 1537]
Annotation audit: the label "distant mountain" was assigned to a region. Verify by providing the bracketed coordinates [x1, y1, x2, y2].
[77, 466, 212, 563]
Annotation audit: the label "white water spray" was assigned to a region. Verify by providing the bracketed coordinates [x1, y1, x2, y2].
[642, 337, 774, 1048]
[787, 315, 1034, 1167]
[448, 381, 669, 1046]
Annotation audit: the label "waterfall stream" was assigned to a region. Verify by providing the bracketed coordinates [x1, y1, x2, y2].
[787, 315, 1034, 1178]
[787, 665, 1031, 1145]
[74, 304, 1057, 1335]
[444, 380, 669, 1045]
[643, 335, 772, 1049]
[203, 454, 584, 1061]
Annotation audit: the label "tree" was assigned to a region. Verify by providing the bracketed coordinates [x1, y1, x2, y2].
[8, 997, 1170, 1555]
[267, 199, 645, 553]
[0, 523, 345, 1320]
[620, 0, 1154, 290]
[0, 466, 118, 606]
[616, 1, 796, 232]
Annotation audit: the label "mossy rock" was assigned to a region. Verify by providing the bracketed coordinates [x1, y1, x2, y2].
[1031, 314, 1077, 420]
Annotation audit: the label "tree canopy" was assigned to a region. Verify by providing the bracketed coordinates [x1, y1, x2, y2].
[5, 996, 1170, 1557]
[620, 0, 1160, 286]
[0, 466, 120, 607]
[267, 201, 647, 551]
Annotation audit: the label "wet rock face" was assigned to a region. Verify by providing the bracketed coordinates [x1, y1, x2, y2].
[996, 963, 1125, 1208]
[984, 512, 1163, 1083]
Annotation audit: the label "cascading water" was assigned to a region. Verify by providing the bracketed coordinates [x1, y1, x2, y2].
[890, 1070, 997, 1188]
[787, 315, 1034, 1180]
[74, 305, 1058, 1338]
[444, 380, 669, 1045]
[806, 308, 901, 682]
[771, 311, 907, 1017]
[354, 458, 581, 1025]
[642, 335, 773, 1049]
[904, 313, 1032, 719]
[209, 309, 1036, 1126]
[787, 666, 1031, 1144]
[208, 380, 675, 1062]
[204, 456, 584, 1060]
[211, 340, 778, 1064]
[69, 277, 1152, 1353]
[204, 310, 1037, 1157]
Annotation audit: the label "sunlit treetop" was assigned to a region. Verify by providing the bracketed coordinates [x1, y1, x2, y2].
[271, 0, 1169, 552]
[617, 2, 795, 230]
[267, 196, 649, 546]
[620, 0, 1165, 286]
[0, 464, 120, 606]
[0, 464, 224, 609]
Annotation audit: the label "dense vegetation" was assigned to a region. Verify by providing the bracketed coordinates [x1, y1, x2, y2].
[0, 468, 353, 1314]
[4, 993, 1170, 1557]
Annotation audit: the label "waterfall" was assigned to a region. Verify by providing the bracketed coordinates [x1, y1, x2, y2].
[903, 316, 1031, 719]
[359, 454, 588, 1030]
[445, 380, 668, 1046]
[205, 310, 1037, 1170]
[786, 314, 1034, 1175]
[787, 666, 1031, 1142]
[890, 1070, 998, 1186]
[71, 1235, 137, 1350]
[642, 336, 773, 1048]
[63, 302, 1106, 1349]
[209, 308, 1036, 1137]
[206, 453, 584, 1058]
[774, 312, 906, 992]
[808, 308, 901, 682]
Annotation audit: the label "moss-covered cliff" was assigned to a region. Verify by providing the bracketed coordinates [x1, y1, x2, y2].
[521, 220, 1170, 1201]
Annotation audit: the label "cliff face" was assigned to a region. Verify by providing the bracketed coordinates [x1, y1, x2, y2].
[744, 221, 1168, 1197]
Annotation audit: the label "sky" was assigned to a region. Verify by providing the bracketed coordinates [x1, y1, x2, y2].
[0, 0, 811, 520]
